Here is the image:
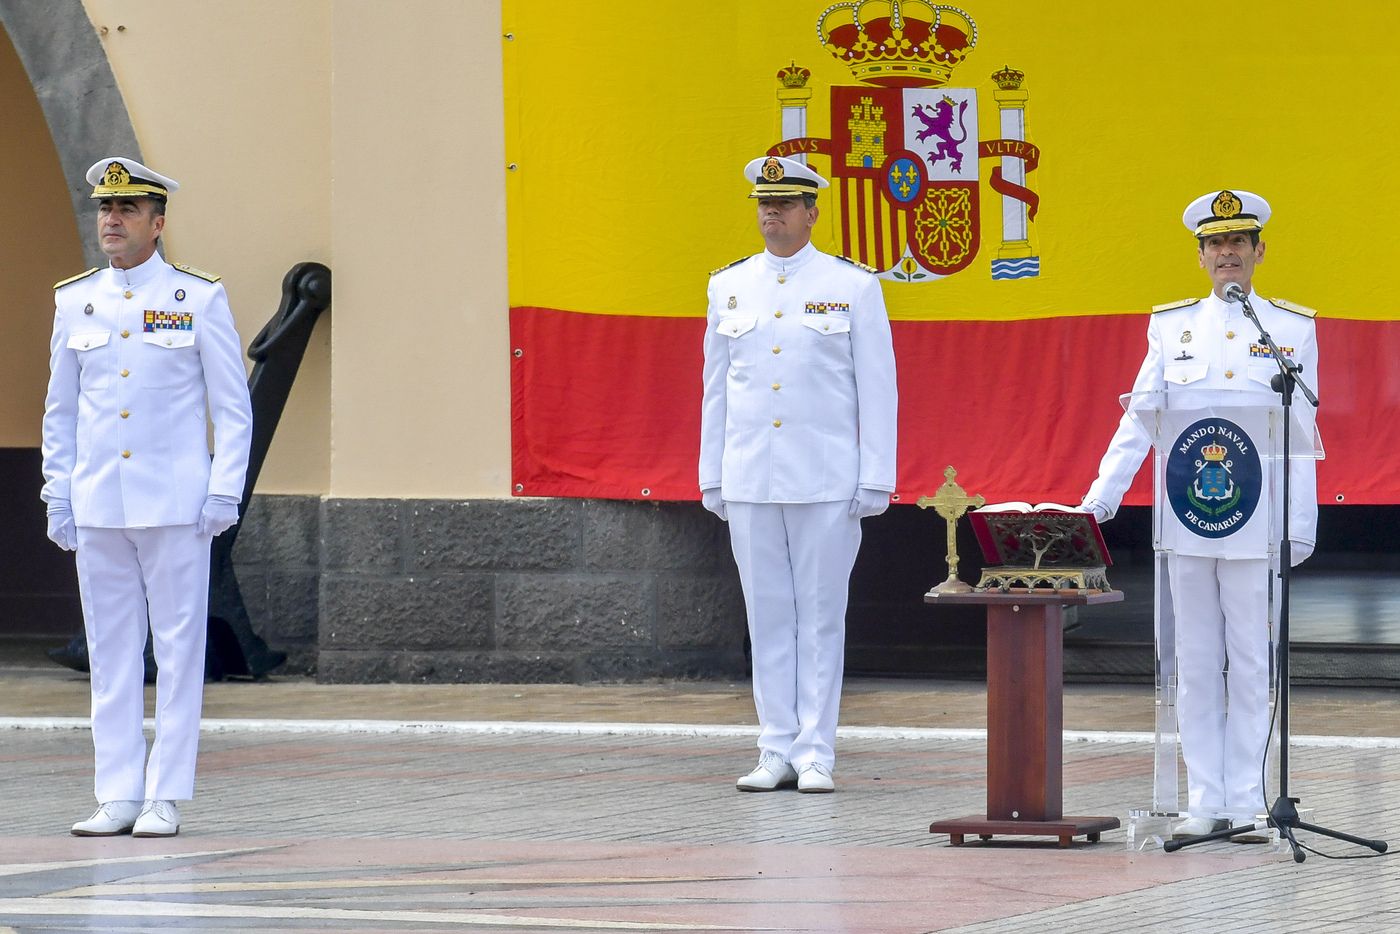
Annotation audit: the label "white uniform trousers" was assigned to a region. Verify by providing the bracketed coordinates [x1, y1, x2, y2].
[75, 524, 212, 802]
[727, 501, 862, 770]
[1168, 554, 1272, 817]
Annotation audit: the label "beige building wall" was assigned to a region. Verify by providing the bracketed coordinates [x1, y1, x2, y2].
[79, 0, 511, 499]
[0, 27, 84, 447]
[81, 0, 334, 495]
[330, 0, 510, 499]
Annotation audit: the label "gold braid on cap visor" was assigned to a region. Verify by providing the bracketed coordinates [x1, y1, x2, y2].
[90, 181, 168, 199]
[749, 184, 820, 198]
[1194, 217, 1261, 236]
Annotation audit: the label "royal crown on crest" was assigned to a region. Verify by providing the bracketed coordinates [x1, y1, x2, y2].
[1201, 442, 1228, 462]
[777, 62, 812, 89]
[818, 1, 978, 88]
[991, 65, 1024, 91]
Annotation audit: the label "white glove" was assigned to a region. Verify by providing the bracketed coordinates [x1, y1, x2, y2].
[701, 488, 727, 521]
[197, 494, 241, 537]
[850, 487, 890, 519]
[1081, 500, 1111, 523]
[46, 501, 77, 551]
[1290, 540, 1314, 567]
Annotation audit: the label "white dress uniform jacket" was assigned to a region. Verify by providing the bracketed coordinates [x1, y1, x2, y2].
[1085, 289, 1319, 817]
[1083, 289, 1319, 554]
[42, 253, 254, 526]
[699, 243, 897, 502]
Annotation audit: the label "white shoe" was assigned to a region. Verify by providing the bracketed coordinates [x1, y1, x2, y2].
[1170, 816, 1227, 840]
[736, 752, 797, 791]
[132, 800, 181, 837]
[1230, 818, 1270, 844]
[796, 763, 835, 794]
[71, 800, 141, 836]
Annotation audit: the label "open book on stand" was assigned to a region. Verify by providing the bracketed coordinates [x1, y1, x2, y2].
[969, 502, 1114, 593]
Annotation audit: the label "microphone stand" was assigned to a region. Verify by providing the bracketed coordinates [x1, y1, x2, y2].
[1165, 290, 1387, 860]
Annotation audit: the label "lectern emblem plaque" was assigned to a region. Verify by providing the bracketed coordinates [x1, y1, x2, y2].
[1165, 417, 1262, 539]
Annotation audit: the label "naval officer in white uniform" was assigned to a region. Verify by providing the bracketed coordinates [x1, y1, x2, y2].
[44, 158, 253, 837]
[1081, 190, 1319, 841]
[700, 155, 897, 793]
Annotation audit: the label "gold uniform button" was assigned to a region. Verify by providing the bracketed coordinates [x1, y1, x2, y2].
[121, 329, 130, 338]
[772, 419, 782, 428]
[1226, 331, 1236, 340]
[771, 383, 781, 391]
[123, 290, 133, 299]
[774, 310, 783, 318]
[120, 409, 130, 419]
[823, 324, 830, 331]
[121, 450, 131, 459]
[772, 346, 781, 354]
[120, 368, 130, 378]
[1225, 370, 1235, 379]
[165, 337, 173, 346]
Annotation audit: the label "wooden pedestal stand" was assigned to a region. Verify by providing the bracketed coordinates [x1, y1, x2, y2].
[925, 590, 1124, 848]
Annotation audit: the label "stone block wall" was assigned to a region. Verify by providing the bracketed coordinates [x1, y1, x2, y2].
[232, 495, 749, 683]
[230, 495, 322, 674]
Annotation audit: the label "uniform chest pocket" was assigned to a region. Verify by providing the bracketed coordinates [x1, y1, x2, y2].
[140, 329, 199, 388]
[717, 316, 757, 339]
[799, 315, 852, 336]
[67, 331, 112, 390]
[1164, 361, 1208, 386]
[1247, 361, 1283, 390]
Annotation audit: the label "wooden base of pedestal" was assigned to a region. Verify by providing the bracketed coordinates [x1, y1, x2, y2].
[931, 815, 1121, 848]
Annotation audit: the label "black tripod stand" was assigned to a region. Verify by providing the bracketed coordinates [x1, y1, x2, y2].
[1165, 289, 1387, 861]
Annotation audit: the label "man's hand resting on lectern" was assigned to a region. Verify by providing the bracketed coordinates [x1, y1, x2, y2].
[1079, 498, 1111, 524]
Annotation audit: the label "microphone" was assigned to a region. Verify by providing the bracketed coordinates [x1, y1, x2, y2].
[1222, 282, 1248, 304]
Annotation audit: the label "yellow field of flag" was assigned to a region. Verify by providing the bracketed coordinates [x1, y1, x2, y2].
[504, 0, 1398, 322]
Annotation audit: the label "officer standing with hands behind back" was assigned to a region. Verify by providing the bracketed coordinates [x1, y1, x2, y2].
[700, 155, 897, 794]
[44, 158, 253, 838]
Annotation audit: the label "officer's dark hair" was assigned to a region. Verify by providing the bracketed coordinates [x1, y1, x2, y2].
[96, 196, 165, 218]
[802, 194, 817, 209]
[1197, 230, 1259, 249]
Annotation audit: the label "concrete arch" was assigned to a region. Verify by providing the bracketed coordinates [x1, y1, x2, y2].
[0, 0, 140, 268]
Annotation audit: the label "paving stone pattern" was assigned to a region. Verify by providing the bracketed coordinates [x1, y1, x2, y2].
[1, 727, 1397, 931]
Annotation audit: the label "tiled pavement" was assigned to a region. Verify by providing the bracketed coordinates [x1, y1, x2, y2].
[1, 665, 1398, 932]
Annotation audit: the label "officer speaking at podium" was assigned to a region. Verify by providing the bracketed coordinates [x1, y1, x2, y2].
[43, 158, 253, 838]
[1081, 190, 1319, 842]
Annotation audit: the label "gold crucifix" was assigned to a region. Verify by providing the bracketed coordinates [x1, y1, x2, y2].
[917, 465, 985, 596]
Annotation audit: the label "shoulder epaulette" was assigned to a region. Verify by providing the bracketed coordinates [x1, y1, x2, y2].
[709, 256, 750, 276]
[837, 255, 878, 274]
[1152, 298, 1200, 313]
[53, 268, 98, 290]
[171, 262, 221, 283]
[1267, 297, 1317, 318]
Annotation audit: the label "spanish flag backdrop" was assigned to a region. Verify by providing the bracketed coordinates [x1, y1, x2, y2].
[505, 0, 1400, 505]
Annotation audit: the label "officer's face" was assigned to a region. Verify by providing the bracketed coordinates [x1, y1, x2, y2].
[1198, 231, 1265, 297]
[757, 197, 818, 257]
[97, 197, 164, 269]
